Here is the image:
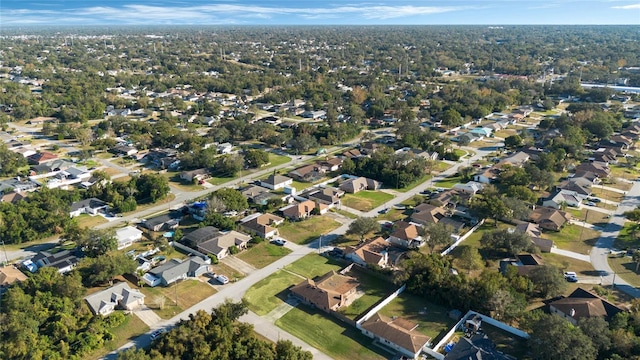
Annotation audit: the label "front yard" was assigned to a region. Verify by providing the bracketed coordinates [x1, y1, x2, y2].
[341, 190, 395, 211]
[139, 279, 216, 319]
[85, 314, 149, 360]
[377, 293, 457, 343]
[608, 256, 640, 288]
[236, 241, 292, 268]
[276, 306, 387, 360]
[278, 216, 342, 244]
[542, 224, 601, 255]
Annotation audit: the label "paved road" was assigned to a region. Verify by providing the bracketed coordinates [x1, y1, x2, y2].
[590, 180, 640, 298]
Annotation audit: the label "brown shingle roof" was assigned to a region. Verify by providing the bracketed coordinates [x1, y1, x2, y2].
[360, 313, 431, 354]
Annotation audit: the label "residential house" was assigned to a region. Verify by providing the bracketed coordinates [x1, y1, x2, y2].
[548, 288, 624, 325]
[0, 266, 27, 289]
[515, 222, 542, 238]
[542, 189, 584, 209]
[301, 110, 326, 119]
[115, 226, 143, 250]
[84, 282, 145, 316]
[360, 313, 431, 360]
[500, 253, 545, 277]
[196, 230, 252, 260]
[30, 159, 75, 175]
[318, 157, 343, 171]
[260, 174, 293, 190]
[557, 179, 592, 197]
[339, 176, 382, 193]
[345, 237, 390, 268]
[290, 271, 360, 313]
[387, 222, 424, 249]
[182, 226, 220, 247]
[146, 257, 209, 287]
[217, 142, 233, 154]
[69, 198, 109, 218]
[180, 168, 210, 183]
[430, 189, 472, 209]
[0, 177, 39, 193]
[239, 213, 284, 239]
[575, 162, 610, 179]
[241, 184, 271, 202]
[142, 213, 180, 232]
[497, 151, 530, 167]
[529, 207, 571, 231]
[572, 170, 600, 185]
[342, 148, 364, 159]
[305, 187, 344, 206]
[60, 167, 91, 180]
[452, 181, 484, 195]
[0, 191, 26, 204]
[469, 127, 493, 137]
[144, 149, 180, 169]
[444, 333, 512, 360]
[27, 151, 58, 165]
[473, 167, 499, 184]
[281, 200, 323, 220]
[32, 250, 81, 274]
[288, 164, 326, 182]
[410, 203, 447, 226]
[110, 144, 138, 157]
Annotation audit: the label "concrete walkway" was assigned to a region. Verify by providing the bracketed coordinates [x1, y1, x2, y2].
[550, 247, 591, 262]
[263, 298, 299, 323]
[221, 256, 256, 274]
[134, 306, 163, 327]
[595, 184, 627, 194]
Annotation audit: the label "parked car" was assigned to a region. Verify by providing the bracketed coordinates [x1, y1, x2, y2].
[215, 274, 230, 284]
[564, 271, 578, 282]
[150, 329, 166, 340]
[378, 208, 390, 214]
[585, 201, 596, 207]
[271, 238, 286, 246]
[587, 198, 601, 203]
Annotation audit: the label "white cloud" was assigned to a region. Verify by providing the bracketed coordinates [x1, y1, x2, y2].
[612, 3, 640, 9]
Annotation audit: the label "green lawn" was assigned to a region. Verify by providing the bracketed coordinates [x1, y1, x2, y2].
[276, 306, 386, 360]
[236, 241, 292, 269]
[542, 224, 601, 255]
[435, 175, 462, 188]
[75, 214, 108, 228]
[244, 270, 303, 315]
[338, 269, 397, 320]
[207, 175, 236, 185]
[85, 314, 150, 360]
[268, 153, 292, 167]
[278, 216, 342, 244]
[331, 208, 359, 219]
[341, 190, 395, 211]
[540, 252, 596, 275]
[378, 293, 457, 343]
[139, 279, 216, 319]
[244, 254, 344, 315]
[608, 256, 640, 288]
[567, 208, 610, 227]
[290, 180, 314, 192]
[396, 175, 431, 193]
[615, 221, 639, 249]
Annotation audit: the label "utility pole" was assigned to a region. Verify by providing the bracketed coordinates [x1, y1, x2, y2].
[1, 241, 7, 266]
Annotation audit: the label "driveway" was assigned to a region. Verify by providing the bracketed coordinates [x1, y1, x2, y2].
[220, 256, 257, 275]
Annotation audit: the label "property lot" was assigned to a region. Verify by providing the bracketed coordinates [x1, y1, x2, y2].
[84, 314, 149, 360]
[377, 293, 456, 343]
[542, 224, 601, 255]
[278, 216, 342, 244]
[276, 306, 387, 360]
[244, 254, 344, 315]
[338, 268, 398, 320]
[139, 279, 215, 319]
[341, 190, 394, 212]
[236, 241, 292, 269]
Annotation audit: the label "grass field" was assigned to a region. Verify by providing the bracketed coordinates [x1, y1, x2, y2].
[236, 241, 292, 268]
[75, 214, 108, 228]
[591, 187, 625, 203]
[278, 216, 342, 244]
[435, 175, 462, 188]
[608, 256, 640, 287]
[276, 306, 387, 360]
[543, 224, 601, 255]
[209, 262, 245, 280]
[341, 190, 394, 211]
[338, 269, 397, 319]
[290, 180, 313, 192]
[139, 279, 216, 319]
[567, 208, 610, 228]
[331, 208, 359, 219]
[207, 174, 236, 185]
[540, 252, 596, 275]
[378, 293, 456, 343]
[244, 270, 303, 315]
[268, 153, 292, 167]
[614, 221, 640, 249]
[85, 314, 149, 360]
[396, 175, 431, 192]
[244, 254, 343, 315]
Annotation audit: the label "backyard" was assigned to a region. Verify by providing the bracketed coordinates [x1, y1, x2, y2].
[276, 306, 387, 360]
[341, 190, 395, 212]
[236, 241, 292, 268]
[377, 293, 457, 343]
[338, 268, 398, 320]
[278, 216, 342, 244]
[139, 279, 216, 319]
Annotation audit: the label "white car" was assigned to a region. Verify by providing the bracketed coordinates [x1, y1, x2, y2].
[215, 274, 230, 284]
[272, 238, 287, 246]
[564, 272, 578, 282]
[150, 328, 166, 340]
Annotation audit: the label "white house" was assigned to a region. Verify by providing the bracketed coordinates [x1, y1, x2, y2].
[452, 181, 484, 195]
[217, 142, 233, 154]
[260, 174, 293, 190]
[84, 282, 145, 316]
[69, 198, 109, 218]
[542, 189, 585, 209]
[116, 226, 143, 250]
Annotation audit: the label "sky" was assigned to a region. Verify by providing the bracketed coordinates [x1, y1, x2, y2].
[1, 0, 639, 26]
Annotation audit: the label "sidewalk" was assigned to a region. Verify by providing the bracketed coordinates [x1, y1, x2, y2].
[550, 247, 591, 262]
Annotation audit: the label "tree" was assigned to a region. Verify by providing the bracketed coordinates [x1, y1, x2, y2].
[347, 217, 381, 242]
[214, 154, 245, 176]
[504, 134, 523, 149]
[529, 265, 567, 297]
[480, 229, 536, 257]
[458, 166, 475, 182]
[76, 228, 117, 257]
[422, 222, 454, 254]
[633, 250, 640, 273]
[457, 245, 484, 274]
[244, 149, 270, 168]
[441, 109, 463, 127]
[290, 133, 318, 154]
[82, 253, 138, 286]
[528, 314, 597, 360]
[502, 196, 532, 220]
[135, 173, 170, 203]
[211, 188, 248, 212]
[203, 212, 236, 231]
[578, 317, 611, 354]
[275, 340, 313, 360]
[470, 191, 511, 226]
